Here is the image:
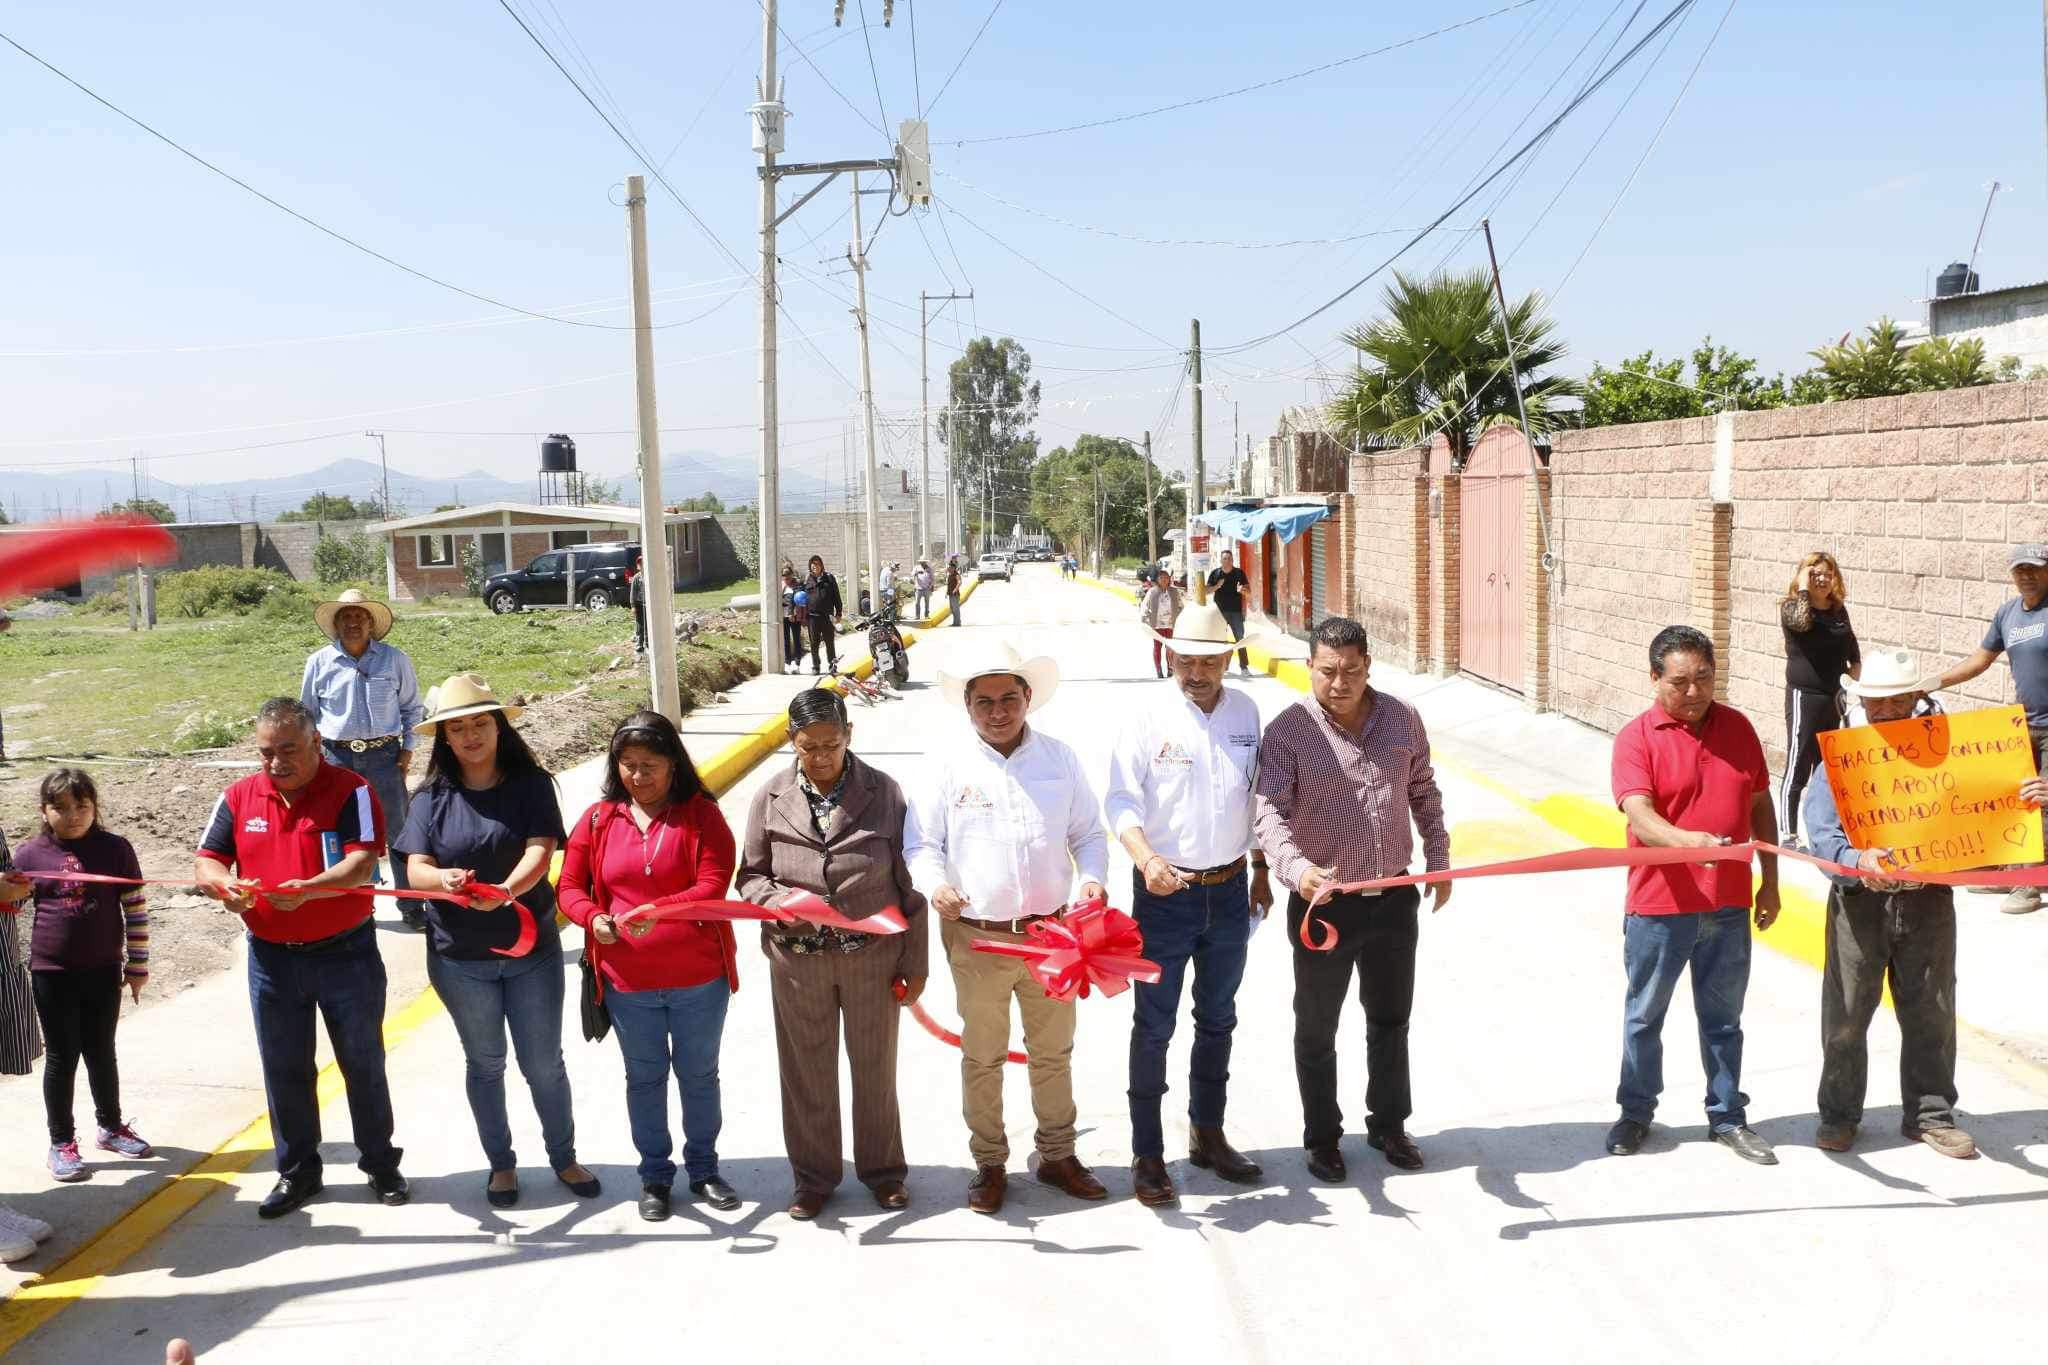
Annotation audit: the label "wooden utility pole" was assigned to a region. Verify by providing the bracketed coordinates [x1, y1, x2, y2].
[1142, 430, 1157, 565]
[1189, 318, 1207, 603]
[627, 174, 681, 721]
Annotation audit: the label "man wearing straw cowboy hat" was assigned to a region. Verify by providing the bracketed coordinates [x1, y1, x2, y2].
[1106, 600, 1274, 1205]
[1802, 648, 1988, 1160]
[301, 588, 426, 927]
[905, 639, 1110, 1213]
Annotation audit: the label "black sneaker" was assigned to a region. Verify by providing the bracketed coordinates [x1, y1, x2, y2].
[367, 1169, 411, 1205]
[258, 1173, 324, 1219]
[638, 1184, 672, 1221]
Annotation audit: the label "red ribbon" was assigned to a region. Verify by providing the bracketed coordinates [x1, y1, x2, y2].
[893, 983, 1029, 1065]
[0, 517, 176, 598]
[1295, 840, 2048, 950]
[11, 868, 541, 958]
[969, 898, 1162, 1002]
[614, 891, 907, 935]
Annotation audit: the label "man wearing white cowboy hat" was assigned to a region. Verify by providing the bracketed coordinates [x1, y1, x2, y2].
[904, 639, 1110, 1213]
[1802, 648, 1987, 1160]
[1105, 600, 1274, 1205]
[300, 588, 425, 924]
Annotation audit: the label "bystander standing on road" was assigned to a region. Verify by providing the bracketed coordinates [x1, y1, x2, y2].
[1606, 626, 1780, 1166]
[1936, 543, 2048, 914]
[13, 769, 155, 1184]
[1205, 551, 1254, 677]
[1800, 648, 1976, 1160]
[300, 589, 426, 928]
[0, 836, 53, 1262]
[945, 556, 962, 626]
[780, 565, 805, 676]
[736, 688, 928, 1220]
[558, 711, 740, 1221]
[1254, 617, 1448, 1183]
[913, 560, 934, 620]
[803, 555, 844, 674]
[629, 554, 649, 658]
[1106, 602, 1272, 1206]
[905, 641, 1109, 1214]
[392, 674, 599, 1209]
[193, 698, 409, 1219]
[1779, 552, 1858, 848]
[880, 561, 897, 610]
[1138, 572, 1182, 680]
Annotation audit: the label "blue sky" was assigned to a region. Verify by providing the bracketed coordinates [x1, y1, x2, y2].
[2, 0, 2044, 515]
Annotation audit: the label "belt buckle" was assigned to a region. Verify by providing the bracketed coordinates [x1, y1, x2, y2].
[348, 739, 369, 753]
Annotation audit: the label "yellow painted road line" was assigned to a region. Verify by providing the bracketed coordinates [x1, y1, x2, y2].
[0, 590, 990, 1351]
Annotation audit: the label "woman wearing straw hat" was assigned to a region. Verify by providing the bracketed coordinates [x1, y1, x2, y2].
[391, 675, 599, 1207]
[301, 588, 426, 926]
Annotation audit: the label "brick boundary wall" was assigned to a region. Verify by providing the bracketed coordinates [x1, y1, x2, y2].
[1523, 468, 1553, 710]
[1347, 448, 1428, 671]
[1430, 475, 1461, 676]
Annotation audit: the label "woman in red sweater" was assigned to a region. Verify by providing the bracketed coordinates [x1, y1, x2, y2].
[559, 711, 739, 1222]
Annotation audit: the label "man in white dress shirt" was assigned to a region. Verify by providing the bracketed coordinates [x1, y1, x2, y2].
[905, 641, 1110, 1214]
[1106, 602, 1274, 1206]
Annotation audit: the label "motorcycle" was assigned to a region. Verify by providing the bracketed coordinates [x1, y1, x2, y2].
[865, 598, 910, 688]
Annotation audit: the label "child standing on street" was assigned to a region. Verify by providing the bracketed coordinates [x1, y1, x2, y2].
[12, 769, 155, 1182]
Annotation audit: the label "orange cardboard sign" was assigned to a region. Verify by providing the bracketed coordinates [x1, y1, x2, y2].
[1818, 703, 2043, 873]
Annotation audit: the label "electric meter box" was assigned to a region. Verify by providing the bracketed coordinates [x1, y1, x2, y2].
[897, 119, 932, 204]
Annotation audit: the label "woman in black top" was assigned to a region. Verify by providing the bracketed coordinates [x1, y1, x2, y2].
[1779, 552, 1860, 845]
[803, 554, 843, 674]
[392, 673, 598, 1208]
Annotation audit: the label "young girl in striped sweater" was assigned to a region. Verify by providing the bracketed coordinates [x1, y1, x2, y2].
[12, 769, 154, 1182]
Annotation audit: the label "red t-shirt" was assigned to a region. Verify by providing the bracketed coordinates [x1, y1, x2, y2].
[557, 795, 738, 993]
[1611, 703, 1767, 914]
[196, 763, 385, 943]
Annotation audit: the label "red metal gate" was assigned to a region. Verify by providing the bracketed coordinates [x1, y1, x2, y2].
[1459, 428, 1527, 692]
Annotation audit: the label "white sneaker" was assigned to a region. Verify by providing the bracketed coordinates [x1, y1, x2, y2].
[2000, 886, 2041, 915]
[0, 1223, 35, 1262]
[0, 1206, 52, 1242]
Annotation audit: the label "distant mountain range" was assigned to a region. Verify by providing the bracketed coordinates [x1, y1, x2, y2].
[0, 451, 844, 522]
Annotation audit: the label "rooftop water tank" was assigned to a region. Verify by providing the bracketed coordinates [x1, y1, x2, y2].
[539, 433, 577, 472]
[1935, 262, 1979, 298]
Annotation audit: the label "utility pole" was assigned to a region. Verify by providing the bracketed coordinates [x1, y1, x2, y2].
[921, 289, 971, 561]
[753, 0, 784, 677]
[627, 174, 681, 721]
[1142, 430, 1157, 565]
[943, 406, 956, 556]
[1189, 318, 1207, 604]
[849, 173, 884, 610]
[128, 455, 142, 631]
[366, 431, 391, 518]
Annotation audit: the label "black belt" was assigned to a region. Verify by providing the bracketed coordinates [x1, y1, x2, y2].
[959, 910, 1060, 935]
[263, 920, 374, 953]
[326, 736, 400, 753]
[1170, 857, 1247, 886]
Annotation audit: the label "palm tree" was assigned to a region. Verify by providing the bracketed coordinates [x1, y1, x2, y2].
[1327, 268, 1579, 468]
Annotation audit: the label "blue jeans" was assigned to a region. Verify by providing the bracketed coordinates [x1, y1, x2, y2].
[608, 978, 730, 1187]
[246, 922, 400, 1180]
[323, 741, 410, 893]
[1128, 871, 1252, 1159]
[426, 939, 576, 1173]
[1619, 907, 1753, 1130]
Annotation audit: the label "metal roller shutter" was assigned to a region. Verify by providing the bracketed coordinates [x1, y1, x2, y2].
[1309, 521, 1327, 627]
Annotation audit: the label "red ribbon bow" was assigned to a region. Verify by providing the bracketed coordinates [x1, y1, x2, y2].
[970, 897, 1162, 1002]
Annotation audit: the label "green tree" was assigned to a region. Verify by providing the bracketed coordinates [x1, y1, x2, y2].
[458, 540, 486, 597]
[1905, 334, 1994, 391]
[1581, 337, 1789, 427]
[277, 493, 383, 523]
[671, 491, 725, 513]
[1809, 318, 1918, 399]
[311, 530, 382, 584]
[1327, 268, 1579, 467]
[1028, 436, 1181, 564]
[99, 497, 177, 523]
[581, 475, 626, 506]
[939, 337, 1040, 550]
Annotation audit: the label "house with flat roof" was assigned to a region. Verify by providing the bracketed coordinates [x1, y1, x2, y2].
[367, 502, 711, 600]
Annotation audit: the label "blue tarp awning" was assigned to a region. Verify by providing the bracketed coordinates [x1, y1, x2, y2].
[1197, 503, 1330, 546]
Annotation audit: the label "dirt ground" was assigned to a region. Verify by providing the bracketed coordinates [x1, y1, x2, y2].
[0, 616, 760, 1008]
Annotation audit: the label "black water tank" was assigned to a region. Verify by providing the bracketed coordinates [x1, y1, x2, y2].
[1935, 262, 1979, 298]
[540, 433, 578, 472]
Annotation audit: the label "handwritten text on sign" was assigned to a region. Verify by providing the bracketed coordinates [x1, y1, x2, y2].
[1818, 703, 2043, 873]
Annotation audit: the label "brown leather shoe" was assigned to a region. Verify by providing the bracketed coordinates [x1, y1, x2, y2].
[1036, 1155, 1109, 1201]
[871, 1179, 910, 1209]
[967, 1164, 1007, 1215]
[1131, 1156, 1177, 1206]
[788, 1189, 828, 1221]
[1910, 1124, 1979, 1160]
[1188, 1125, 1264, 1184]
[1368, 1130, 1424, 1170]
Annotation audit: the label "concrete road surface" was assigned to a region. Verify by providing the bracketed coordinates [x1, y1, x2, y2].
[12, 563, 2048, 1364]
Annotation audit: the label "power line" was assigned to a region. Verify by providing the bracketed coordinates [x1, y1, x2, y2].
[1215, 0, 1697, 356]
[907, 0, 926, 118]
[927, 0, 1003, 115]
[856, 0, 892, 132]
[0, 28, 655, 332]
[951, 1, 1542, 145]
[942, 207, 1180, 348]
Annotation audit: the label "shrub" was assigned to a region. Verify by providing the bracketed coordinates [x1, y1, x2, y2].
[253, 583, 316, 621]
[459, 540, 485, 597]
[79, 587, 129, 616]
[173, 708, 245, 751]
[156, 566, 300, 619]
[312, 531, 382, 585]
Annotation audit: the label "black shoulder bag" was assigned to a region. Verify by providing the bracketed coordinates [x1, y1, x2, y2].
[577, 807, 613, 1042]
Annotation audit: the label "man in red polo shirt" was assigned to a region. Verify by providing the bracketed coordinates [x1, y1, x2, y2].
[194, 697, 409, 1219]
[1606, 626, 1780, 1166]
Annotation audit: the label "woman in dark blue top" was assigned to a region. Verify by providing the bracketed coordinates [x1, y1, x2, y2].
[392, 673, 595, 1208]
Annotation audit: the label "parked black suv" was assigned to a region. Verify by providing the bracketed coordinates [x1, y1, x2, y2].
[484, 541, 638, 614]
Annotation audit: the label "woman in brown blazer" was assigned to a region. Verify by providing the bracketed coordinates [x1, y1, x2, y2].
[736, 688, 929, 1220]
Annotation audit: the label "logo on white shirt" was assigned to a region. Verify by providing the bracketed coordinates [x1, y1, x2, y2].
[953, 784, 996, 812]
[243, 816, 269, 834]
[1152, 740, 1195, 769]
